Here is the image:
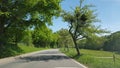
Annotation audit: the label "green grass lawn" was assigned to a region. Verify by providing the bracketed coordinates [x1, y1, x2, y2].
[61, 48, 120, 68]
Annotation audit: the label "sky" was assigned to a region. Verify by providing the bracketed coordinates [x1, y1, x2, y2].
[49, 0, 120, 33]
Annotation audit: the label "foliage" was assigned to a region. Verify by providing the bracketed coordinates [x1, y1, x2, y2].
[32, 23, 57, 47]
[61, 0, 105, 55]
[77, 39, 86, 48]
[0, 43, 48, 58]
[20, 29, 33, 46]
[56, 28, 74, 48]
[0, 0, 62, 46]
[0, 0, 62, 56]
[103, 31, 120, 52]
[0, 43, 23, 58]
[84, 36, 106, 50]
[49, 33, 59, 48]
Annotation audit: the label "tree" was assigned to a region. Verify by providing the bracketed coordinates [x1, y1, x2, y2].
[0, 0, 62, 57]
[84, 36, 106, 50]
[32, 23, 55, 47]
[62, 0, 104, 55]
[103, 31, 120, 52]
[0, 0, 62, 46]
[49, 33, 59, 48]
[21, 29, 33, 46]
[56, 28, 74, 50]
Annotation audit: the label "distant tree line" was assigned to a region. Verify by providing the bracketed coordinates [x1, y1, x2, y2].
[103, 31, 120, 53]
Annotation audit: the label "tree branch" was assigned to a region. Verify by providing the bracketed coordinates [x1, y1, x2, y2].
[69, 22, 73, 35]
[76, 35, 85, 40]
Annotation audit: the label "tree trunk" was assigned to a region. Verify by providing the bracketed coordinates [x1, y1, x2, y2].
[69, 23, 80, 55]
[0, 22, 5, 54]
[73, 37, 80, 55]
[0, 22, 5, 46]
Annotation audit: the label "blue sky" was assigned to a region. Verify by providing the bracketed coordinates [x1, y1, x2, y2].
[49, 0, 120, 33]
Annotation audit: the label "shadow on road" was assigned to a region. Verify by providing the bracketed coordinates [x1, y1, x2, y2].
[17, 55, 70, 62]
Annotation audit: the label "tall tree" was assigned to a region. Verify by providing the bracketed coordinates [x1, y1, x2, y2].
[62, 0, 104, 55]
[0, 0, 62, 46]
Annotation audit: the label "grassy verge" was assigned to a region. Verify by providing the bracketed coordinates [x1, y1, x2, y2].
[60, 48, 120, 68]
[18, 44, 48, 54]
[0, 43, 48, 58]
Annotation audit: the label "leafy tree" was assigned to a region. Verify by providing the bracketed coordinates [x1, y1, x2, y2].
[103, 31, 120, 52]
[32, 23, 54, 47]
[77, 38, 86, 49]
[49, 33, 59, 48]
[21, 29, 33, 46]
[0, 0, 62, 46]
[84, 36, 106, 50]
[62, 0, 105, 55]
[0, 0, 62, 57]
[56, 28, 74, 50]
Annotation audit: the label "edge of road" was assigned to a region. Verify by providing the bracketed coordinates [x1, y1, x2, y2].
[61, 52, 88, 68]
[0, 49, 52, 65]
[70, 58, 88, 68]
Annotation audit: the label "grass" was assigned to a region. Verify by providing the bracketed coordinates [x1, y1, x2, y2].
[0, 43, 48, 58]
[60, 48, 120, 68]
[18, 43, 48, 54]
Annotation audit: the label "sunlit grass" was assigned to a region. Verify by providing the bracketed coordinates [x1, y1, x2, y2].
[60, 48, 120, 68]
[18, 43, 48, 54]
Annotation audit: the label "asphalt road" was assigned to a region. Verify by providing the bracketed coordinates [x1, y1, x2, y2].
[0, 49, 86, 68]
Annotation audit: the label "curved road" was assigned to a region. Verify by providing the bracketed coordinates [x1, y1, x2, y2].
[0, 49, 86, 68]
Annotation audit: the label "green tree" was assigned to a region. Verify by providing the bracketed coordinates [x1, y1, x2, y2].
[21, 29, 33, 46]
[84, 36, 106, 50]
[49, 33, 59, 48]
[103, 31, 120, 52]
[56, 28, 73, 50]
[0, 0, 62, 57]
[62, 0, 105, 55]
[32, 23, 54, 47]
[0, 0, 62, 46]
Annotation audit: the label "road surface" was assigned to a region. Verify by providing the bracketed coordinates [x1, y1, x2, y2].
[0, 49, 86, 68]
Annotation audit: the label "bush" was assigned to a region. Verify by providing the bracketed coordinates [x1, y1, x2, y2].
[0, 43, 23, 58]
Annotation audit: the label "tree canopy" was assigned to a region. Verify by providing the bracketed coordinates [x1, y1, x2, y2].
[56, 28, 73, 48]
[0, 0, 62, 57]
[61, 0, 105, 55]
[103, 31, 120, 52]
[0, 0, 62, 45]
